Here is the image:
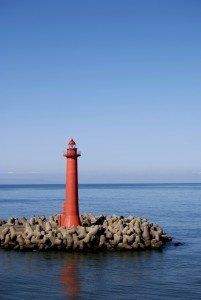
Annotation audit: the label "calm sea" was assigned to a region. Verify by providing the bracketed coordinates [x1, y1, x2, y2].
[0, 183, 201, 300]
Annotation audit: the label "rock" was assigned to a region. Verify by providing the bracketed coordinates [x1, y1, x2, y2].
[150, 226, 162, 237]
[131, 242, 139, 249]
[0, 213, 171, 252]
[19, 245, 25, 251]
[126, 228, 134, 235]
[77, 226, 87, 239]
[122, 226, 129, 235]
[39, 244, 44, 250]
[35, 224, 41, 232]
[135, 222, 142, 233]
[72, 234, 79, 249]
[163, 235, 172, 242]
[45, 222, 51, 232]
[116, 243, 123, 250]
[127, 216, 134, 221]
[139, 243, 146, 250]
[31, 236, 38, 244]
[87, 225, 99, 236]
[83, 233, 91, 244]
[108, 225, 116, 234]
[38, 219, 44, 226]
[48, 235, 56, 247]
[10, 227, 17, 240]
[68, 228, 76, 235]
[14, 219, 20, 226]
[99, 235, 106, 247]
[151, 239, 163, 249]
[135, 235, 141, 243]
[59, 227, 68, 239]
[41, 215, 46, 221]
[13, 244, 20, 251]
[95, 215, 105, 225]
[4, 233, 11, 244]
[105, 231, 113, 239]
[18, 217, 27, 225]
[113, 233, 121, 245]
[57, 232, 62, 239]
[142, 226, 150, 241]
[144, 240, 151, 248]
[122, 243, 132, 250]
[25, 223, 34, 239]
[173, 242, 184, 247]
[50, 221, 57, 228]
[49, 216, 54, 222]
[1, 227, 10, 239]
[6, 218, 15, 226]
[54, 238, 62, 246]
[16, 235, 25, 246]
[29, 217, 36, 226]
[78, 240, 85, 250]
[66, 235, 73, 248]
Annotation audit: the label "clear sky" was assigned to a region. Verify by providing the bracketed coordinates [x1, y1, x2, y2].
[1, 0, 201, 183]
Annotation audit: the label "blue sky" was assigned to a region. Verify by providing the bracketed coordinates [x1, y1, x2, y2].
[1, 0, 201, 183]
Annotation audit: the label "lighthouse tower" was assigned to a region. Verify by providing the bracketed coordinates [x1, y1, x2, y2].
[59, 138, 81, 228]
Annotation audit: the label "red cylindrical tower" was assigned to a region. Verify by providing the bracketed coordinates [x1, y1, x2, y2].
[59, 138, 81, 227]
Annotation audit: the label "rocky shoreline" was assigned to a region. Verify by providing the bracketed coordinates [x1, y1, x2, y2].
[0, 214, 172, 252]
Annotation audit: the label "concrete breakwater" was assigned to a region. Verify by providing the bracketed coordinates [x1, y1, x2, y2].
[0, 214, 171, 252]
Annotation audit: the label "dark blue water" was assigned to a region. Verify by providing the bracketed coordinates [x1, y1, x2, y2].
[0, 183, 201, 299]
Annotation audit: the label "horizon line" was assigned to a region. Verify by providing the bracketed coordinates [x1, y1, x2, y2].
[0, 182, 201, 186]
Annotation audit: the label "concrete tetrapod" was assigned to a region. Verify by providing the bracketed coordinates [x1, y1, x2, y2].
[0, 214, 172, 252]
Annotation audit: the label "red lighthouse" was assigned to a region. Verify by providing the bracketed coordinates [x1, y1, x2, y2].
[59, 138, 81, 228]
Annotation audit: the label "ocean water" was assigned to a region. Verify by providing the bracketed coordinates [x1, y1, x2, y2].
[0, 183, 201, 300]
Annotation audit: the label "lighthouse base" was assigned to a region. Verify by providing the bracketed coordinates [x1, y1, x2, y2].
[59, 200, 81, 228]
[59, 213, 81, 228]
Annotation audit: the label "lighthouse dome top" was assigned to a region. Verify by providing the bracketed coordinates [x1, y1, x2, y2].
[68, 138, 76, 146]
